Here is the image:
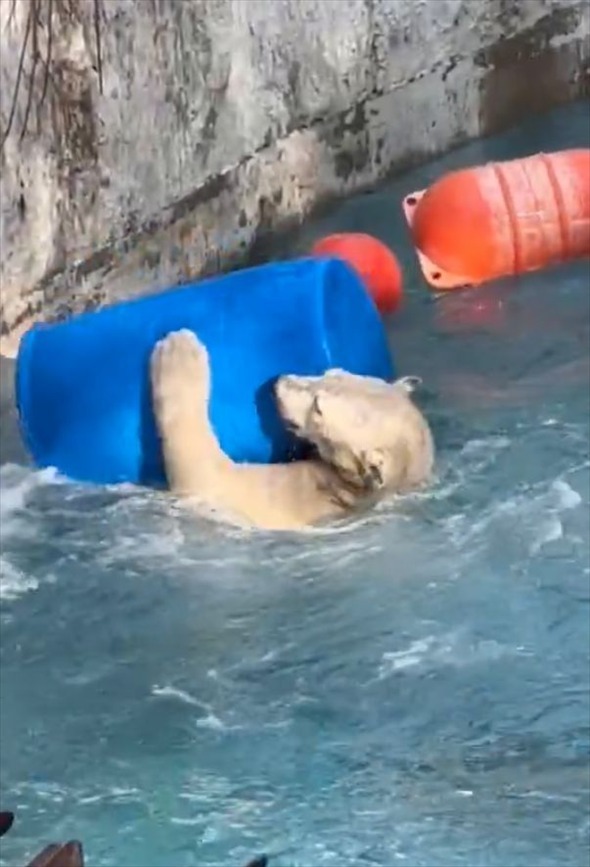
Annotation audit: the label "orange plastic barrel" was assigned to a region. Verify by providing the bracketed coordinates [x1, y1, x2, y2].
[402, 149, 590, 290]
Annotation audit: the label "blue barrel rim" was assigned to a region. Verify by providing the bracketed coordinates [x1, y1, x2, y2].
[312, 255, 394, 382]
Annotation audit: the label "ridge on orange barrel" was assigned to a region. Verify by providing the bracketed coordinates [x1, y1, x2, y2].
[311, 232, 404, 314]
[402, 149, 590, 291]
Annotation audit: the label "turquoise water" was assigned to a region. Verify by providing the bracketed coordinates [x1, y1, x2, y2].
[0, 101, 589, 867]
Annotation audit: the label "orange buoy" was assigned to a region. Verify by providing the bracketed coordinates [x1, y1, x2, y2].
[402, 149, 590, 290]
[311, 232, 403, 314]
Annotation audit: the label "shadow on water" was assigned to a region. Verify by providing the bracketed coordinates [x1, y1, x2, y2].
[0, 100, 589, 867]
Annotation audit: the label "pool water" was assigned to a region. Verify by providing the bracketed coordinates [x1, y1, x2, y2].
[1, 101, 589, 867]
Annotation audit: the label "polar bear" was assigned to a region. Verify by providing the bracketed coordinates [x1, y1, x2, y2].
[150, 330, 434, 530]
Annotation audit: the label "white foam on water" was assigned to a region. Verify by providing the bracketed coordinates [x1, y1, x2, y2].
[377, 629, 513, 680]
[410, 434, 513, 507]
[0, 464, 64, 600]
[194, 712, 228, 731]
[0, 558, 39, 601]
[529, 514, 564, 555]
[435, 470, 584, 560]
[151, 684, 210, 708]
[551, 478, 583, 510]
[0, 464, 61, 523]
[151, 684, 232, 732]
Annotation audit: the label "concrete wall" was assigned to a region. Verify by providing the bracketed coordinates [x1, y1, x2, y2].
[0, 0, 588, 351]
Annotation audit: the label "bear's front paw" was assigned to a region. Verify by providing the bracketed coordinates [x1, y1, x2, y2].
[150, 330, 210, 428]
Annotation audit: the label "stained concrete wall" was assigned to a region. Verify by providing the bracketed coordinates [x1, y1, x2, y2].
[0, 0, 588, 351]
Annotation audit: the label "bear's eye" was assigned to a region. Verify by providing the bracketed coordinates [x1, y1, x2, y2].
[312, 395, 323, 417]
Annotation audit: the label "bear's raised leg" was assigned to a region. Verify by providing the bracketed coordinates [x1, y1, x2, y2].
[150, 330, 230, 495]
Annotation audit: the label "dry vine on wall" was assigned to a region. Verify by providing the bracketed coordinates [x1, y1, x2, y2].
[1, 0, 104, 154]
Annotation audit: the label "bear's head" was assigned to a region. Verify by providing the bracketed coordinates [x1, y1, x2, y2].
[274, 370, 434, 493]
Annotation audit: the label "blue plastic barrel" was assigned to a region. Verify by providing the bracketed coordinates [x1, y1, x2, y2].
[15, 257, 395, 486]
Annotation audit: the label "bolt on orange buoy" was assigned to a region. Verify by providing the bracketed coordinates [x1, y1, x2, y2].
[402, 149, 590, 290]
[311, 232, 403, 314]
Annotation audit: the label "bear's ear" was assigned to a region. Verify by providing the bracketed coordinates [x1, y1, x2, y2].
[394, 375, 422, 394]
